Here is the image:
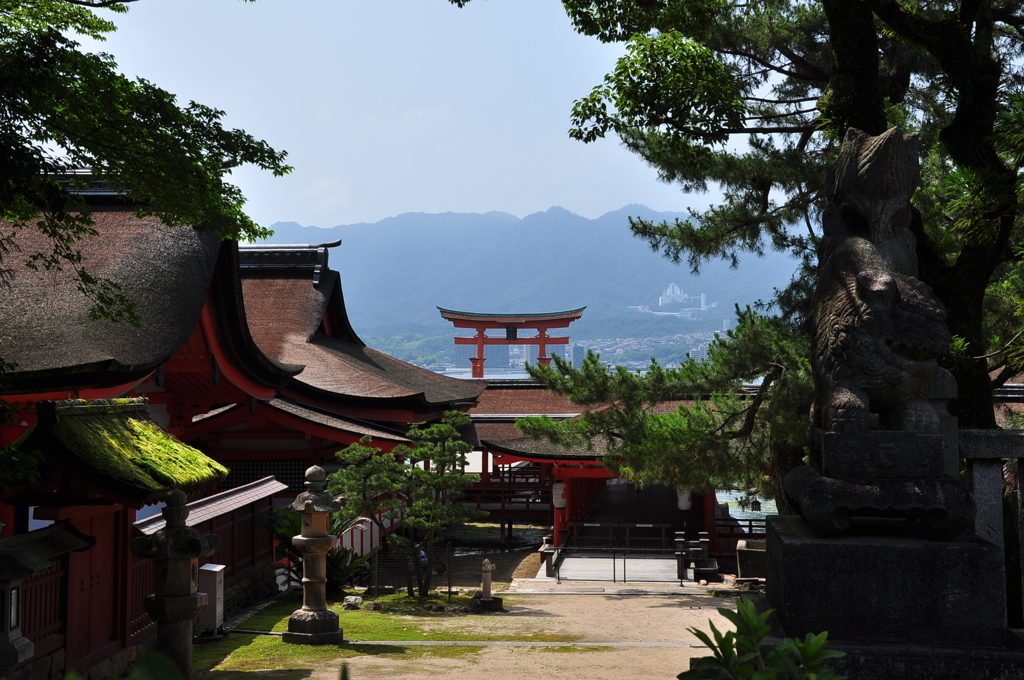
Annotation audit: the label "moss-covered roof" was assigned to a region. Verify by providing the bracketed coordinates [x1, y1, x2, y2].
[31, 398, 227, 505]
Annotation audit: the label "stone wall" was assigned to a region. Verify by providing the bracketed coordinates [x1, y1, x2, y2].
[5, 636, 155, 680]
[4, 648, 64, 680]
[78, 637, 156, 680]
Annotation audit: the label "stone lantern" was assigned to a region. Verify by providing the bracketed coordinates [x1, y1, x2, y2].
[131, 489, 219, 680]
[283, 465, 345, 645]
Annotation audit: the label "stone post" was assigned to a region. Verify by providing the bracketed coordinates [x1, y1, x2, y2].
[477, 558, 502, 611]
[481, 559, 494, 600]
[283, 465, 345, 645]
[132, 489, 218, 680]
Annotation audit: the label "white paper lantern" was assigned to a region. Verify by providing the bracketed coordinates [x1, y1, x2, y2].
[551, 481, 567, 509]
[676, 487, 693, 511]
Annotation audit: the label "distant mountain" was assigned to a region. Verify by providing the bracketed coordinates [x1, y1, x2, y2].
[262, 206, 801, 340]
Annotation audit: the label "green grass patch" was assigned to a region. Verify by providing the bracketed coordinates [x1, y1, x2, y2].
[195, 634, 486, 676]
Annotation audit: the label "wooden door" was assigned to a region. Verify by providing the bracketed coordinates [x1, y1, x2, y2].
[66, 512, 119, 666]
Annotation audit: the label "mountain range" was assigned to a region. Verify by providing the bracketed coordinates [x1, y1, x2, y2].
[261, 205, 801, 344]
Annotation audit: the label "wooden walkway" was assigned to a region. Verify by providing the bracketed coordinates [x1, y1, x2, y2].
[556, 552, 680, 583]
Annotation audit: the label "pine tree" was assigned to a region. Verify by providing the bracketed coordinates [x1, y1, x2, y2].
[449, 0, 1024, 500]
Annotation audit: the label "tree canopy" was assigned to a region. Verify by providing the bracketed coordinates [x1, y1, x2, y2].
[0, 0, 290, 322]
[328, 412, 482, 596]
[454, 0, 1024, 498]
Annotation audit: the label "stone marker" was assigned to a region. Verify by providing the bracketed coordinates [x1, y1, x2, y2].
[481, 559, 494, 600]
[476, 558, 503, 611]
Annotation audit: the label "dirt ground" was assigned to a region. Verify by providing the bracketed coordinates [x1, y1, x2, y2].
[330, 549, 734, 680]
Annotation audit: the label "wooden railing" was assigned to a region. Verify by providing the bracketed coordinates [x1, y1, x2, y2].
[21, 563, 65, 656]
[565, 522, 676, 551]
[711, 517, 767, 561]
[462, 484, 550, 511]
[127, 555, 155, 643]
[479, 470, 543, 485]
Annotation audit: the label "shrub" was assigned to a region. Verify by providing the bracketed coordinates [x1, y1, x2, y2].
[679, 597, 844, 680]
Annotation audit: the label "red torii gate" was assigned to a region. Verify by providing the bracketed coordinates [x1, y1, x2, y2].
[438, 307, 586, 378]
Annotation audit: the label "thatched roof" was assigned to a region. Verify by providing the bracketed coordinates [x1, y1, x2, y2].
[1, 210, 221, 393]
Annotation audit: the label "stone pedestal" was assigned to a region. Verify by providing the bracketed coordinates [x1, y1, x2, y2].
[787, 432, 975, 539]
[766, 515, 1023, 679]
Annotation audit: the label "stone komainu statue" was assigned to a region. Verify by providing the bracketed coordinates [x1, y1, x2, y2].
[812, 127, 952, 433]
[786, 127, 973, 539]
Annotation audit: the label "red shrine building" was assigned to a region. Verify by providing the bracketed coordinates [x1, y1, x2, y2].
[463, 382, 730, 556]
[0, 198, 484, 678]
[438, 307, 586, 378]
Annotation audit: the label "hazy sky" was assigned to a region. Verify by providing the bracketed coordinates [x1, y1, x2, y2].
[87, 0, 701, 228]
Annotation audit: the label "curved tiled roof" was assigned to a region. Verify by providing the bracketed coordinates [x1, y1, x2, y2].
[470, 382, 581, 416]
[264, 398, 410, 442]
[1, 211, 221, 393]
[239, 243, 484, 411]
[483, 435, 606, 461]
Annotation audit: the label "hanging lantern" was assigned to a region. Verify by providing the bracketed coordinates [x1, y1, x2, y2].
[676, 487, 693, 511]
[551, 481, 568, 509]
[750, 499, 762, 512]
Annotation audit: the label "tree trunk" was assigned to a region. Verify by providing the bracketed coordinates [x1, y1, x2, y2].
[820, 0, 886, 136]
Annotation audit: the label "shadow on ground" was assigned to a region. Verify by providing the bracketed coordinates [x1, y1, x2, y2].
[207, 671, 312, 680]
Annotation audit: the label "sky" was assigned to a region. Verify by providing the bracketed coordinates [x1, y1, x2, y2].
[85, 0, 702, 228]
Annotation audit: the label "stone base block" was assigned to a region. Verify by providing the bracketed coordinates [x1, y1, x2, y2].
[481, 596, 504, 612]
[784, 465, 974, 539]
[282, 629, 344, 646]
[0, 633, 34, 668]
[736, 540, 767, 579]
[767, 515, 1006, 648]
[790, 634, 1024, 680]
[285, 608, 341, 645]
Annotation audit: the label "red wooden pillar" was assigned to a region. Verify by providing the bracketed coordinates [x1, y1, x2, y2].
[536, 330, 551, 367]
[471, 329, 487, 378]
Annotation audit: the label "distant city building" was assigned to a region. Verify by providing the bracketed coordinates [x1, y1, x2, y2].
[690, 343, 710, 362]
[527, 344, 566, 365]
[572, 344, 586, 368]
[660, 283, 686, 306]
[454, 343, 509, 369]
[659, 283, 707, 309]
